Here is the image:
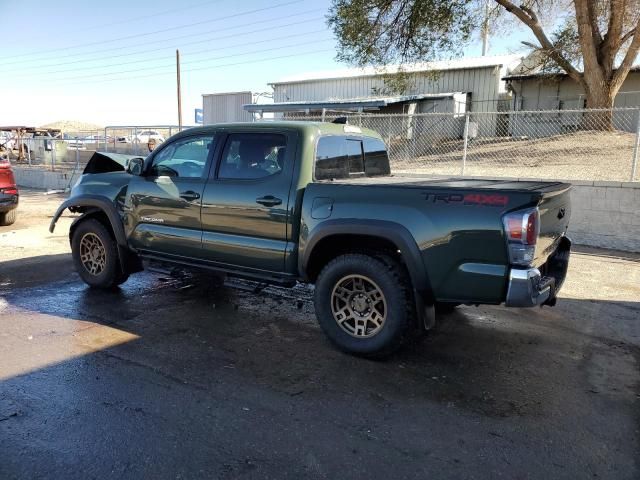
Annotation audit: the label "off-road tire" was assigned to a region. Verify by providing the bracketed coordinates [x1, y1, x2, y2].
[71, 219, 128, 288]
[314, 253, 415, 358]
[0, 209, 17, 226]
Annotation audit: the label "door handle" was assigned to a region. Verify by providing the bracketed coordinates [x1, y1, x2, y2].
[180, 191, 201, 201]
[256, 195, 282, 207]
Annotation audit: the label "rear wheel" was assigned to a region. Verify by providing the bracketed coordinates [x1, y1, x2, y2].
[0, 209, 17, 226]
[314, 253, 415, 357]
[71, 219, 128, 288]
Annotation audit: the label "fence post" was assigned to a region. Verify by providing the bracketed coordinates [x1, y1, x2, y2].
[461, 112, 470, 176]
[631, 110, 640, 181]
[133, 127, 138, 155]
[104, 127, 108, 152]
[75, 144, 80, 174]
[51, 140, 56, 171]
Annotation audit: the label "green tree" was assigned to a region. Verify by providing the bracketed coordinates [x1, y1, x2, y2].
[328, 0, 640, 125]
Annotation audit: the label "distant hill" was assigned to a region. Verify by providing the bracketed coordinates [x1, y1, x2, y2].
[40, 120, 103, 132]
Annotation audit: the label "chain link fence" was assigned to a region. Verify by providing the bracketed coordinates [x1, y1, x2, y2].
[273, 107, 640, 182]
[5, 110, 640, 182]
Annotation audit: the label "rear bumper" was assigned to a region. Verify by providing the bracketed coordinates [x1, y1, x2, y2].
[505, 236, 571, 307]
[0, 194, 18, 213]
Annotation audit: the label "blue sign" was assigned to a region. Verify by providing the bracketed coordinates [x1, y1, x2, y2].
[195, 108, 203, 124]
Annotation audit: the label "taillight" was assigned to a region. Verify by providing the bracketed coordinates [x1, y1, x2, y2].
[503, 208, 539, 266]
[1, 187, 18, 195]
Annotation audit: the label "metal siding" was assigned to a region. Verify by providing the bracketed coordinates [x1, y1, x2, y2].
[202, 92, 253, 123]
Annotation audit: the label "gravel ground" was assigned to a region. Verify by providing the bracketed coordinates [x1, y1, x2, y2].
[0, 190, 639, 479]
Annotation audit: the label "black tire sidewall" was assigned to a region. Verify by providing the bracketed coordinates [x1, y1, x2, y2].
[314, 254, 409, 356]
[71, 219, 120, 288]
[0, 209, 16, 226]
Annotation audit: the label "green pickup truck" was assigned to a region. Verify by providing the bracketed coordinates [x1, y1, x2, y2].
[50, 121, 572, 356]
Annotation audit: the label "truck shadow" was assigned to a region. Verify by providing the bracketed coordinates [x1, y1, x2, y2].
[2, 252, 639, 425]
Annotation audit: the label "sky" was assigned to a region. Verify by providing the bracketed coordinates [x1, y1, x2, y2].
[0, 0, 532, 127]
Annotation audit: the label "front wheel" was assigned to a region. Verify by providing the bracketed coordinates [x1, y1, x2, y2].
[314, 253, 415, 357]
[71, 219, 128, 288]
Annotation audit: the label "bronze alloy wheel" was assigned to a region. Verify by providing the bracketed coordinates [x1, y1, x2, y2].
[331, 274, 387, 338]
[79, 232, 107, 276]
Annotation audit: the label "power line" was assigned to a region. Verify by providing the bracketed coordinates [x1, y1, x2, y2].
[41, 38, 333, 83]
[2, 0, 304, 61]
[12, 29, 328, 78]
[53, 48, 335, 87]
[5, 13, 324, 71]
[74, 0, 224, 32]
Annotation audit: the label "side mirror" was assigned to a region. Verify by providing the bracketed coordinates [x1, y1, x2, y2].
[127, 157, 144, 176]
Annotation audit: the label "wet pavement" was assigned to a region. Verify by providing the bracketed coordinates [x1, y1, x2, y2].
[1, 197, 639, 479]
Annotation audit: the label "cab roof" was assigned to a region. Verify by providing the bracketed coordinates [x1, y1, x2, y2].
[172, 121, 384, 140]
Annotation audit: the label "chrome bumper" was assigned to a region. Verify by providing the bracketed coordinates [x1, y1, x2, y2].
[505, 236, 571, 308]
[505, 268, 554, 307]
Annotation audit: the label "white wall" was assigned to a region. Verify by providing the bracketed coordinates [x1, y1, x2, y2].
[569, 181, 640, 252]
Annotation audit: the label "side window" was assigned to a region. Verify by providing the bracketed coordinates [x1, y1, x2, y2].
[218, 133, 287, 180]
[316, 136, 389, 179]
[346, 139, 364, 173]
[315, 136, 364, 180]
[362, 137, 391, 176]
[315, 136, 349, 180]
[149, 135, 213, 178]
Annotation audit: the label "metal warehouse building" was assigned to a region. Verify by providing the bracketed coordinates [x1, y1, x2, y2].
[244, 54, 523, 119]
[202, 91, 253, 124]
[503, 59, 640, 136]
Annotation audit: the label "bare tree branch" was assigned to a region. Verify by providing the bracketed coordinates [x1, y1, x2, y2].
[586, 0, 603, 50]
[493, 0, 584, 85]
[620, 28, 636, 45]
[612, 19, 640, 90]
[574, 0, 604, 84]
[603, 0, 625, 52]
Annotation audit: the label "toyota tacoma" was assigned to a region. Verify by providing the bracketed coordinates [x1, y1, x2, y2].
[50, 122, 572, 356]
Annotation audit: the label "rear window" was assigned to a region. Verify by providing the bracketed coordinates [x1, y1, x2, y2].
[315, 136, 390, 180]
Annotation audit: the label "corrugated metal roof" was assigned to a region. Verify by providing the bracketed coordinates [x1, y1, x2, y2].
[202, 90, 252, 97]
[270, 54, 523, 85]
[503, 55, 640, 80]
[243, 93, 464, 112]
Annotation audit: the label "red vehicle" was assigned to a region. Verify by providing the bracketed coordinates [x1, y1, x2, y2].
[0, 158, 18, 226]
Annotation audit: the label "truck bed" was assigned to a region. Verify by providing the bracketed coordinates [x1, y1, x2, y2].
[319, 175, 571, 193]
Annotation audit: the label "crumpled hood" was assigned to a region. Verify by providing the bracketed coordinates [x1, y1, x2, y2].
[83, 151, 145, 174]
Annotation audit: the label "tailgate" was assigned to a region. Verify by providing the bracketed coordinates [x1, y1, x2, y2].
[535, 184, 571, 267]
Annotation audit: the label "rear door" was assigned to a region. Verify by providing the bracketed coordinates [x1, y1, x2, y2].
[126, 133, 217, 259]
[199, 129, 296, 272]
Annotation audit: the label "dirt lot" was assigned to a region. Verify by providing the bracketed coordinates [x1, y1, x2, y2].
[392, 130, 637, 181]
[1, 190, 639, 479]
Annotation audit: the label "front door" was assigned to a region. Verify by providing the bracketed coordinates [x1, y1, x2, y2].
[125, 133, 216, 259]
[200, 130, 295, 273]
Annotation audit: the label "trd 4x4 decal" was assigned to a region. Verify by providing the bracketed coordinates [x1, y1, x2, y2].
[422, 192, 509, 206]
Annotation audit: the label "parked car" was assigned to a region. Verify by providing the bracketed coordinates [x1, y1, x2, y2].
[131, 130, 165, 144]
[0, 157, 18, 226]
[50, 121, 572, 356]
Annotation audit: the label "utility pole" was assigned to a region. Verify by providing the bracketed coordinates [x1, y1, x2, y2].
[481, 0, 489, 56]
[176, 49, 183, 130]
